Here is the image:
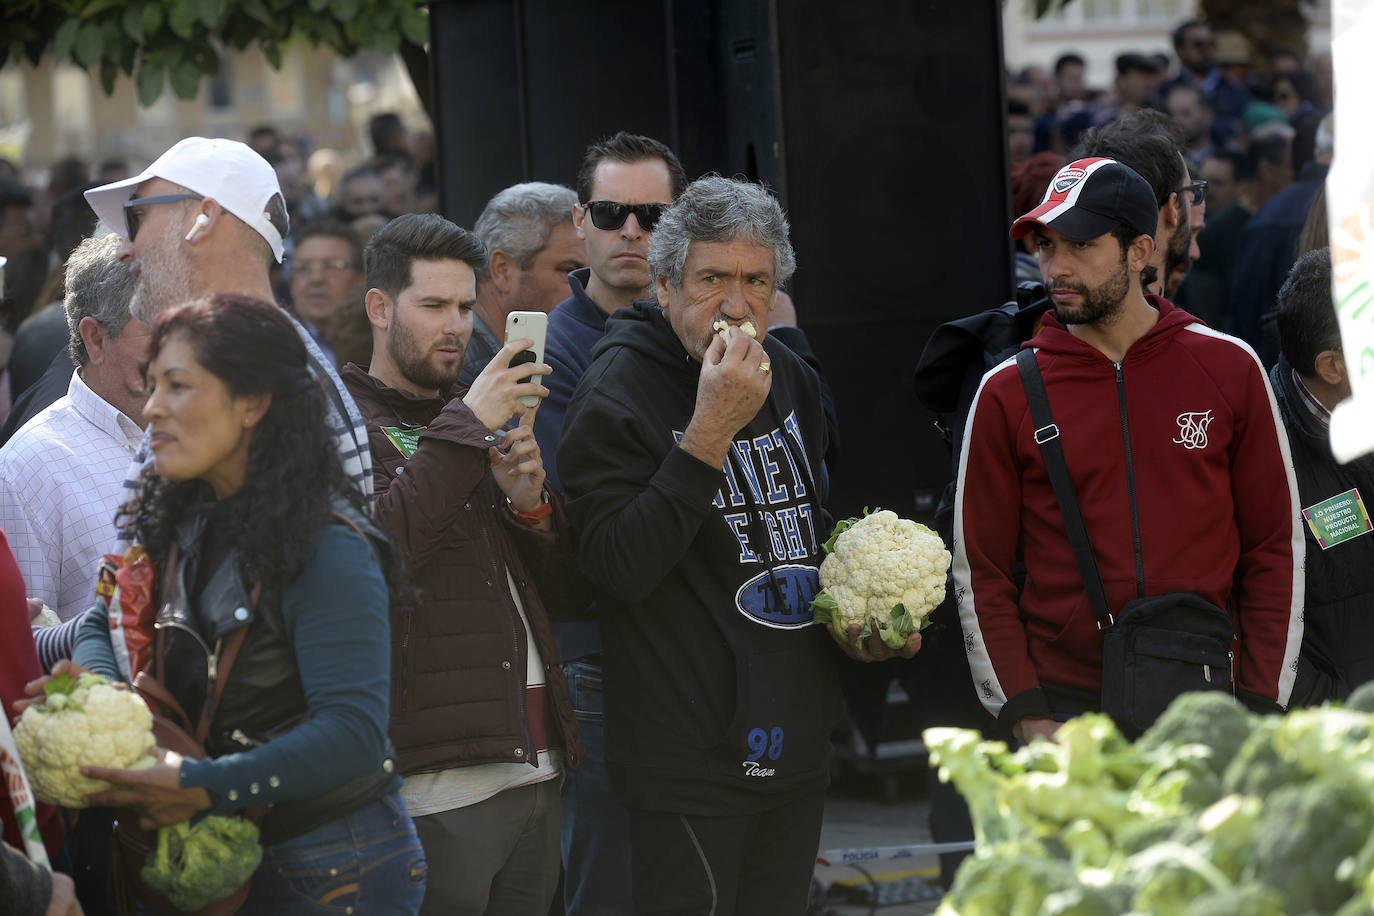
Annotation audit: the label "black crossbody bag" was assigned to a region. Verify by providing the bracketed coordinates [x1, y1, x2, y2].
[1015, 349, 1235, 737]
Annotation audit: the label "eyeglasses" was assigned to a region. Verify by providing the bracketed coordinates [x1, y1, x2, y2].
[293, 258, 356, 275]
[123, 193, 204, 241]
[1176, 180, 1207, 207]
[581, 200, 668, 233]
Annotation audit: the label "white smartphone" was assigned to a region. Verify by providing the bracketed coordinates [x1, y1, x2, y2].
[505, 310, 548, 408]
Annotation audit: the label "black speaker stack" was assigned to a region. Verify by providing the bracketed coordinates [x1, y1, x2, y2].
[428, 0, 1014, 520]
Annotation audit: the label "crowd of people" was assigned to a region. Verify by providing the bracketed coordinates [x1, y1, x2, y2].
[0, 116, 912, 916]
[0, 13, 1355, 916]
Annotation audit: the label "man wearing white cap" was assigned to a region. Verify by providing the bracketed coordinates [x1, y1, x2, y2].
[83, 135, 372, 503]
[30, 138, 375, 671]
[952, 156, 1303, 745]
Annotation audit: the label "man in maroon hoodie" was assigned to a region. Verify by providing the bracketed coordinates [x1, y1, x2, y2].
[952, 157, 1304, 746]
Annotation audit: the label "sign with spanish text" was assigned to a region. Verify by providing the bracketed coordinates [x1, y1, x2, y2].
[1303, 488, 1374, 550]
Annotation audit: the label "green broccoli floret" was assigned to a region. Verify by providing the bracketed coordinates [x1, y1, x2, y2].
[141, 816, 262, 911]
[1180, 882, 1286, 916]
[1121, 841, 1234, 916]
[941, 850, 1086, 916]
[1250, 778, 1371, 914]
[1346, 681, 1374, 714]
[1138, 692, 1254, 780]
[1220, 718, 1304, 797]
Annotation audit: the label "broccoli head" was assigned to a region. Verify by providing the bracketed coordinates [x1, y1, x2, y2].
[1346, 681, 1374, 714]
[1138, 692, 1254, 780]
[141, 816, 262, 911]
[1180, 883, 1286, 916]
[1250, 778, 1371, 914]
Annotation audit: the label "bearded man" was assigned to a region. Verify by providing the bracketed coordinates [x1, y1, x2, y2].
[339, 213, 587, 916]
[952, 157, 1304, 745]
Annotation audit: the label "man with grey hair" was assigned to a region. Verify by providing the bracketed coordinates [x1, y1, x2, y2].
[459, 181, 584, 385]
[0, 233, 149, 622]
[557, 176, 917, 915]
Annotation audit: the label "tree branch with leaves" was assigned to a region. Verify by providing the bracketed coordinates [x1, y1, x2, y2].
[1, 0, 429, 106]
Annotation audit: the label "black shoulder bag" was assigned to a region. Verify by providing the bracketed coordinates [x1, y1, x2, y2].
[1015, 349, 1235, 737]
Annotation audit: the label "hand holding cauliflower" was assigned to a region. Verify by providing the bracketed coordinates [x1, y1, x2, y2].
[810, 509, 951, 650]
[13, 671, 156, 808]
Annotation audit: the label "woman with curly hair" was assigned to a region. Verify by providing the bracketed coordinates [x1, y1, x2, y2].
[68, 293, 425, 913]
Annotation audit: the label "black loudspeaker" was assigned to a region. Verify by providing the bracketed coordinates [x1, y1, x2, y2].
[428, 0, 1013, 519]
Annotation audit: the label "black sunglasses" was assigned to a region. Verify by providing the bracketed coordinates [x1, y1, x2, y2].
[1176, 179, 1207, 207]
[123, 193, 204, 241]
[582, 200, 668, 233]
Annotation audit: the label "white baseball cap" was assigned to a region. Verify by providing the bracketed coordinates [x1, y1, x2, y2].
[84, 136, 288, 262]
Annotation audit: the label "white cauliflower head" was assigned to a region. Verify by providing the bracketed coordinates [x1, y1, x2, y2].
[13, 672, 156, 808]
[813, 509, 952, 648]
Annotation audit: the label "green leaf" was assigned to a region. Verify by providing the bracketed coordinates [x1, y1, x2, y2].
[73, 20, 103, 67]
[81, 0, 122, 19]
[307, 0, 329, 12]
[44, 672, 77, 697]
[169, 0, 198, 38]
[169, 58, 201, 99]
[241, 0, 272, 26]
[398, 5, 427, 47]
[315, 19, 343, 50]
[262, 40, 281, 68]
[810, 588, 839, 626]
[141, 2, 162, 37]
[99, 58, 118, 94]
[137, 56, 165, 106]
[371, 26, 399, 55]
[121, 3, 144, 42]
[331, 0, 360, 18]
[197, 0, 227, 29]
[52, 17, 80, 62]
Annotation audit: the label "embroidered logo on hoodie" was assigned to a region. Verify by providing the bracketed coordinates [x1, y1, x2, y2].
[1173, 411, 1214, 450]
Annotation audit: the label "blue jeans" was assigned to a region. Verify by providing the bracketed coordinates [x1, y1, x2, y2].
[245, 790, 427, 914]
[559, 660, 634, 916]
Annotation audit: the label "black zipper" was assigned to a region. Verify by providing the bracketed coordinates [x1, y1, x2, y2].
[399, 602, 412, 714]
[1114, 361, 1145, 599]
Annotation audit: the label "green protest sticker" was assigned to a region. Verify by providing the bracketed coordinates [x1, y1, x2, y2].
[381, 425, 425, 459]
[1302, 487, 1374, 550]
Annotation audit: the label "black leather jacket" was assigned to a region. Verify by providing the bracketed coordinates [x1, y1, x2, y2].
[157, 500, 398, 843]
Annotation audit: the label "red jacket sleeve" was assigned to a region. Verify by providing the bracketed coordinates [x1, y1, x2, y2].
[951, 362, 1051, 725]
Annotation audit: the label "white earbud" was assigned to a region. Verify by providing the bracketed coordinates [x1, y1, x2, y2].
[184, 213, 210, 241]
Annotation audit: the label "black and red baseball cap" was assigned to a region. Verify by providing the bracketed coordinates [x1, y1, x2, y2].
[1010, 157, 1158, 242]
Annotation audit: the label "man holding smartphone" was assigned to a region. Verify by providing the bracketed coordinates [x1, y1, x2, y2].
[339, 213, 588, 916]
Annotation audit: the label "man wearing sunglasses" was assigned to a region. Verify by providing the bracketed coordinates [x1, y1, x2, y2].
[531, 131, 686, 916]
[82, 136, 370, 502]
[1074, 109, 1202, 299]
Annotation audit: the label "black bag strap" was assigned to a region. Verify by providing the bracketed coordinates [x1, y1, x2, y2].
[1015, 348, 1115, 628]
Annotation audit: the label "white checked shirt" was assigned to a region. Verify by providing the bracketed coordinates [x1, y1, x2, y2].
[0, 370, 144, 620]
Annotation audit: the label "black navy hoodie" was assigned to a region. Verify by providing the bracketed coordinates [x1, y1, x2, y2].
[558, 301, 843, 815]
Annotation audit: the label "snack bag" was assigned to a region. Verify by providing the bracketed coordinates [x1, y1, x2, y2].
[99, 546, 158, 682]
